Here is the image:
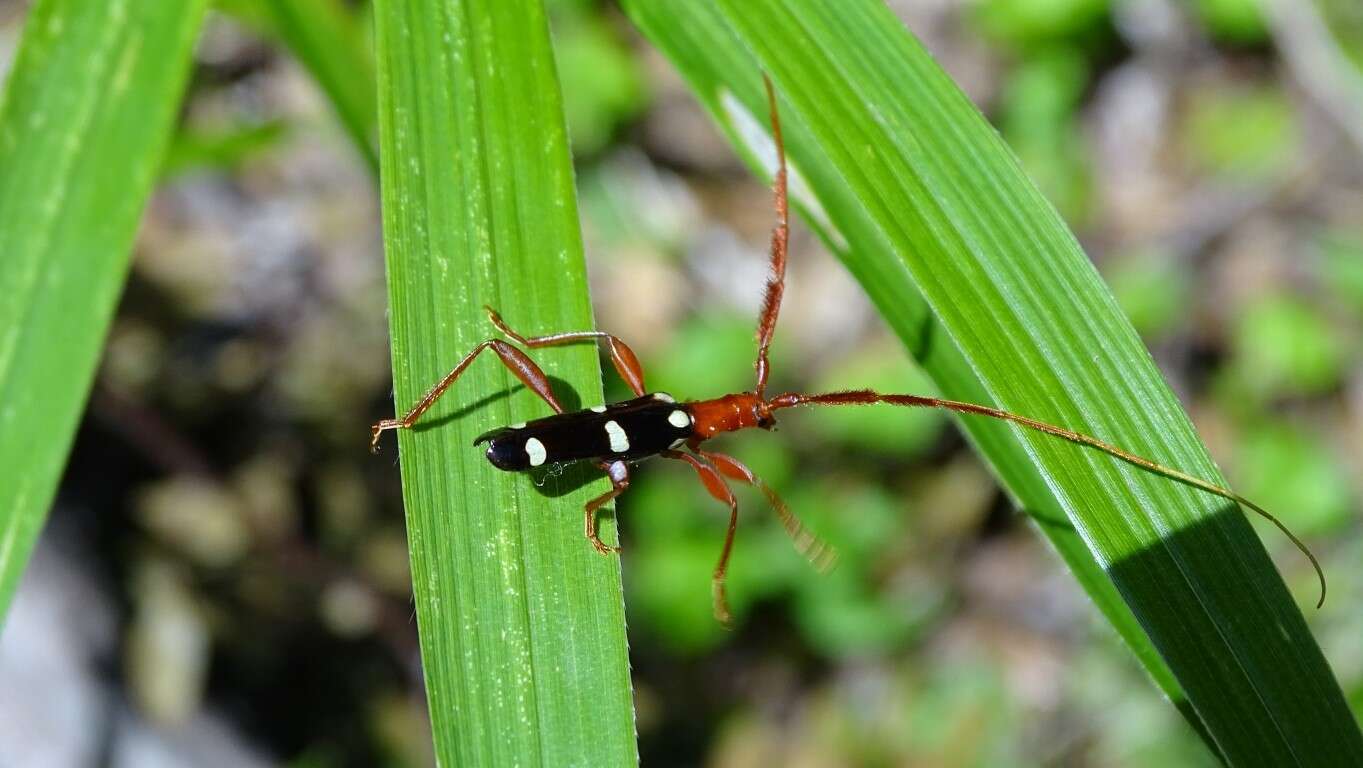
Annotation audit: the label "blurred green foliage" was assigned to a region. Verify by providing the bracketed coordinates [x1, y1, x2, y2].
[1319, 231, 1363, 311]
[547, 0, 646, 156]
[162, 120, 289, 177]
[1104, 250, 1191, 338]
[972, 0, 1110, 47]
[788, 482, 929, 656]
[898, 664, 1019, 764]
[1182, 85, 1299, 180]
[1235, 420, 1352, 536]
[805, 345, 944, 457]
[1068, 649, 1221, 766]
[1194, 0, 1268, 43]
[1223, 294, 1345, 403]
[998, 49, 1093, 225]
[645, 312, 765, 398]
[216, 0, 379, 172]
[1318, 0, 1363, 71]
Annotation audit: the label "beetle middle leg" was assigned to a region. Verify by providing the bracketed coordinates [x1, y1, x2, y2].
[583, 460, 629, 555]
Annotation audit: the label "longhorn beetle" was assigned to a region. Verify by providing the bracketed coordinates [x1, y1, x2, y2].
[372, 75, 1324, 623]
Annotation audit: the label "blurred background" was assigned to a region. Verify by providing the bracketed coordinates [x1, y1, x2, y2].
[2, 0, 1362, 765]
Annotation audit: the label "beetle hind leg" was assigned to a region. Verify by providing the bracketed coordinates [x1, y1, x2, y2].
[663, 450, 742, 626]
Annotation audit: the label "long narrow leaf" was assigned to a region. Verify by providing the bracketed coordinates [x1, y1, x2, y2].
[0, 0, 207, 619]
[626, 0, 1361, 762]
[372, 0, 636, 764]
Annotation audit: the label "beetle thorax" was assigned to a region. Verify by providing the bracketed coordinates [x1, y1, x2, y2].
[688, 392, 775, 441]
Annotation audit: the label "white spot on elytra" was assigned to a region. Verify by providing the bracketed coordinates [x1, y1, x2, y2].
[604, 420, 630, 453]
[590, 405, 607, 413]
[653, 392, 675, 403]
[525, 437, 547, 467]
[510, 422, 526, 429]
[668, 409, 692, 429]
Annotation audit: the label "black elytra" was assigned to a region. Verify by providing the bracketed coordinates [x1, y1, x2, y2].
[475, 392, 695, 471]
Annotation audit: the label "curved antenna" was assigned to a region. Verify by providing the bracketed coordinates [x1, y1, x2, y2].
[768, 389, 1326, 608]
[753, 73, 789, 400]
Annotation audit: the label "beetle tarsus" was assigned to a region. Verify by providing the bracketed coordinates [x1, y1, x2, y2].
[369, 419, 405, 453]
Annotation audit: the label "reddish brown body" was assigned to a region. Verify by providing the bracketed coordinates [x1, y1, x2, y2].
[688, 393, 774, 441]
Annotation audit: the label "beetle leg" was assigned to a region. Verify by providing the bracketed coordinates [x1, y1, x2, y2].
[664, 450, 741, 626]
[370, 340, 563, 452]
[694, 448, 836, 573]
[583, 460, 629, 555]
[485, 306, 649, 397]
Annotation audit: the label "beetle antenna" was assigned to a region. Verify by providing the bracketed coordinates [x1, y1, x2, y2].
[753, 73, 789, 400]
[768, 389, 1326, 608]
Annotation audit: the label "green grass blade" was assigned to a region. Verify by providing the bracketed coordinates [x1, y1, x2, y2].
[372, 0, 636, 764]
[624, 0, 1362, 762]
[0, 0, 207, 619]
